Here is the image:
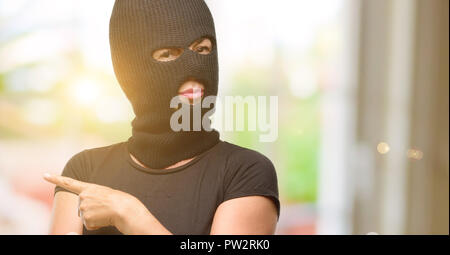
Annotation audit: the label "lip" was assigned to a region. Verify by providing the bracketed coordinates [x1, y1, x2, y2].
[178, 87, 204, 100]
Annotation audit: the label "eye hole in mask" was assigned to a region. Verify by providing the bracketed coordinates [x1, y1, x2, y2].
[189, 37, 213, 55]
[152, 48, 184, 62]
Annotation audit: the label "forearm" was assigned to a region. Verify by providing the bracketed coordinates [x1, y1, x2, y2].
[123, 211, 172, 235]
[116, 199, 173, 235]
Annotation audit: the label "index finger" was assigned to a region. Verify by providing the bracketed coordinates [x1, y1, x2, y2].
[43, 173, 90, 194]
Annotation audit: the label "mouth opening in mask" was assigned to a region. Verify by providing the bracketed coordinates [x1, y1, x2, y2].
[178, 78, 206, 105]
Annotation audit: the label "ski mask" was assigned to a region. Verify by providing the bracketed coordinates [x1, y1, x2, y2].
[109, 0, 220, 169]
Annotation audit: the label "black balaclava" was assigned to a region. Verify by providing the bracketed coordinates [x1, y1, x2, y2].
[109, 0, 220, 169]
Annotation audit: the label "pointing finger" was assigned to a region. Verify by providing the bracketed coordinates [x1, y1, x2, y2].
[43, 173, 90, 194]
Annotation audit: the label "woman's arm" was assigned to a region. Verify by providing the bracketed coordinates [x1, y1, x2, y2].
[210, 196, 278, 235]
[45, 174, 172, 235]
[48, 191, 83, 235]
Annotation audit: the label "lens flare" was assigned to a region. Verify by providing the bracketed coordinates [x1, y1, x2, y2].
[69, 78, 100, 106]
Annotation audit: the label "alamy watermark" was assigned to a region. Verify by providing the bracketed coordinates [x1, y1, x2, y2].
[170, 95, 278, 142]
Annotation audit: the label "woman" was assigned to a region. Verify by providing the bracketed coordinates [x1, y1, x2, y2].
[45, 0, 280, 235]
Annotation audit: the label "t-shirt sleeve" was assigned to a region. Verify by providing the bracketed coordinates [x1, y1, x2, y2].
[223, 150, 281, 219]
[54, 150, 90, 196]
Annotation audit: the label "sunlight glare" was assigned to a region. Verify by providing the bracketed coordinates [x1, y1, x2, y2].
[70, 78, 101, 106]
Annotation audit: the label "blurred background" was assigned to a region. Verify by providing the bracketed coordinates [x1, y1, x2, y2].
[0, 0, 448, 234]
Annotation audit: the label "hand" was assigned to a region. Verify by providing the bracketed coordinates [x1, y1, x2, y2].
[43, 173, 151, 234]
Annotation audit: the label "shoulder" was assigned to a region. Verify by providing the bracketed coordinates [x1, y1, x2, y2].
[216, 141, 276, 171]
[69, 141, 126, 161]
[62, 141, 127, 178]
[217, 141, 280, 217]
[56, 142, 127, 194]
[216, 141, 278, 189]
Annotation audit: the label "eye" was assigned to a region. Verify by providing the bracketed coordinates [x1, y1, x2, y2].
[194, 46, 210, 54]
[189, 38, 213, 55]
[152, 48, 183, 62]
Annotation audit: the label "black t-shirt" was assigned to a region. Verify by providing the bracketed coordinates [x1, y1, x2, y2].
[54, 140, 280, 235]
